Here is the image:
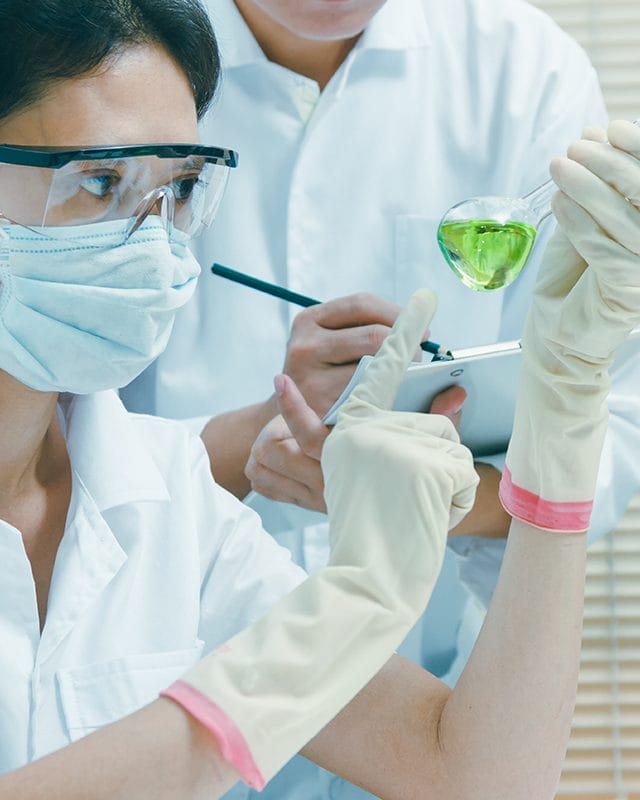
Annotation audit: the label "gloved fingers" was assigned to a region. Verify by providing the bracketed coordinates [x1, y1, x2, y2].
[325, 412, 470, 477]
[324, 412, 464, 479]
[369, 408, 463, 445]
[341, 288, 437, 415]
[565, 138, 640, 209]
[581, 125, 608, 143]
[552, 191, 640, 331]
[410, 434, 478, 530]
[550, 156, 640, 256]
[532, 225, 587, 303]
[448, 476, 479, 530]
[379, 427, 477, 529]
[608, 119, 640, 159]
[553, 189, 635, 269]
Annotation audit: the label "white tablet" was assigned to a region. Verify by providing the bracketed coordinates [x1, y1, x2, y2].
[323, 329, 640, 458]
[323, 341, 522, 457]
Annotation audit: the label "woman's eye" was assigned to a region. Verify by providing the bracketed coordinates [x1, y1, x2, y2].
[80, 173, 120, 199]
[172, 175, 200, 202]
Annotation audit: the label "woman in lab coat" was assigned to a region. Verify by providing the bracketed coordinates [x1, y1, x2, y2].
[0, 1, 639, 798]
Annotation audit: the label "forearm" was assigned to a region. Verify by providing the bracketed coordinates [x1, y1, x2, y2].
[450, 462, 511, 538]
[0, 700, 238, 800]
[439, 519, 586, 799]
[303, 519, 585, 799]
[200, 396, 278, 498]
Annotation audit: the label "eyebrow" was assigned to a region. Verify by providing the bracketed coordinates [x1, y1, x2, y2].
[71, 159, 129, 172]
[179, 156, 207, 171]
[70, 156, 207, 172]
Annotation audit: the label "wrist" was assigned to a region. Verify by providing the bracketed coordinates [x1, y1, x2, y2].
[257, 393, 279, 432]
[200, 396, 280, 499]
[501, 339, 610, 532]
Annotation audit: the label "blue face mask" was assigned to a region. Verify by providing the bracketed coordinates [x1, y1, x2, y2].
[0, 218, 200, 393]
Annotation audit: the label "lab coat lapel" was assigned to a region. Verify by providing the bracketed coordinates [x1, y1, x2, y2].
[0, 521, 40, 661]
[38, 477, 127, 666]
[38, 391, 167, 666]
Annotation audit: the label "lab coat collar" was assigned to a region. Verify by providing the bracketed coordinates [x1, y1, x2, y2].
[215, 0, 430, 69]
[59, 391, 170, 512]
[213, 0, 267, 69]
[359, 0, 430, 52]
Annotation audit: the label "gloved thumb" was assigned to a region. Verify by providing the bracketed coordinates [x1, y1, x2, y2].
[343, 288, 438, 414]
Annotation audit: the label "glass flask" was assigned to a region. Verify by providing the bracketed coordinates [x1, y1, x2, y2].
[437, 179, 555, 292]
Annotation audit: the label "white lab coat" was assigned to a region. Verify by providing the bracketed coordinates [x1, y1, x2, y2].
[122, 0, 640, 797]
[0, 391, 305, 774]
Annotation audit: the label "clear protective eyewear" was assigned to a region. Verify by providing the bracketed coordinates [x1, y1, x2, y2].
[0, 143, 238, 248]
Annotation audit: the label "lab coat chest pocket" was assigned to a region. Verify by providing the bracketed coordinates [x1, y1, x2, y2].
[394, 214, 503, 347]
[56, 642, 204, 741]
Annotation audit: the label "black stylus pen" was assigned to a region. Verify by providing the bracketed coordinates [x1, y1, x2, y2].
[211, 262, 453, 359]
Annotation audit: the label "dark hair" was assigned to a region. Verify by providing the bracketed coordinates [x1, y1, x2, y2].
[0, 0, 220, 122]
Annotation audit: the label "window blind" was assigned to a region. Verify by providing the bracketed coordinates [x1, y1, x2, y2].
[556, 493, 640, 799]
[530, 0, 640, 120]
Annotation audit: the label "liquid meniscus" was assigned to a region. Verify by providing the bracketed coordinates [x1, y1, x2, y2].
[437, 219, 537, 291]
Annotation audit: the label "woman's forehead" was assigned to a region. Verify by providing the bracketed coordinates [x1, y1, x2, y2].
[0, 44, 199, 148]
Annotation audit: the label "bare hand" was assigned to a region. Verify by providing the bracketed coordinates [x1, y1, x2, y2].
[246, 377, 467, 512]
[245, 374, 330, 511]
[283, 293, 404, 418]
[429, 384, 466, 432]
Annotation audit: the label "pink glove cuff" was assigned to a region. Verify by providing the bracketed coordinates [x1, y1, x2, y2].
[499, 466, 592, 532]
[161, 681, 265, 790]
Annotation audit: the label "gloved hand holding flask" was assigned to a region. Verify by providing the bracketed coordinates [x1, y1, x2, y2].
[162, 289, 479, 788]
[500, 120, 640, 531]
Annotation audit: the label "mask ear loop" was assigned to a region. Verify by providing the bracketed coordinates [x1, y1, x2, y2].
[126, 185, 176, 241]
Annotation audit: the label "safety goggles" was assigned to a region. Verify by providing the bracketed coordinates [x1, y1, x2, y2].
[0, 143, 238, 248]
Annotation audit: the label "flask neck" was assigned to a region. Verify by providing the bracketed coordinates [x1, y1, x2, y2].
[521, 178, 555, 225]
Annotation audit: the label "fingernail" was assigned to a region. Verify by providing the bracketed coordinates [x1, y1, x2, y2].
[274, 374, 286, 397]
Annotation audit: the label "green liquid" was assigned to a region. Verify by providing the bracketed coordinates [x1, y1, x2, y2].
[437, 219, 537, 291]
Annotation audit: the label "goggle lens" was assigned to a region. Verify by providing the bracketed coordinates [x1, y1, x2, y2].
[0, 150, 233, 248]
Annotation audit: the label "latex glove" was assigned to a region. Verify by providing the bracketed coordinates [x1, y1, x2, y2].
[162, 289, 478, 789]
[244, 384, 466, 512]
[500, 120, 640, 531]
